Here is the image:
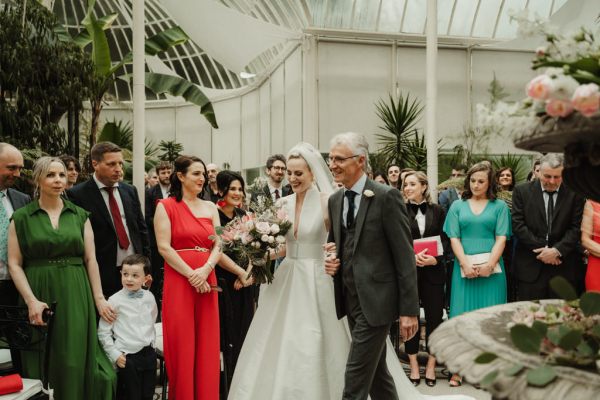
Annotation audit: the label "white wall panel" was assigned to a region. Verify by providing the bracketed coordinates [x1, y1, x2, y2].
[318, 42, 392, 152]
[259, 82, 271, 165]
[284, 49, 303, 149]
[241, 91, 260, 169]
[173, 105, 213, 162]
[270, 66, 286, 155]
[212, 98, 242, 170]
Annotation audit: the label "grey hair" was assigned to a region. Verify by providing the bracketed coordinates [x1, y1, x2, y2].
[32, 156, 66, 198]
[539, 153, 564, 169]
[330, 132, 370, 172]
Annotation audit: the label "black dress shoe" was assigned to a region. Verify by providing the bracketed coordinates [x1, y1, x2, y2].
[425, 377, 436, 387]
[409, 377, 421, 386]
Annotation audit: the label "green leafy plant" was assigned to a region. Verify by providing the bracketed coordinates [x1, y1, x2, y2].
[476, 277, 600, 388]
[374, 93, 441, 171]
[158, 140, 184, 163]
[492, 153, 529, 184]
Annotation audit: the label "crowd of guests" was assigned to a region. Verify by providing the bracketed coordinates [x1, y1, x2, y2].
[0, 138, 599, 398]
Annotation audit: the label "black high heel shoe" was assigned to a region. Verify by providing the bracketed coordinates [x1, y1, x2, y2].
[425, 377, 436, 387]
[409, 376, 421, 386]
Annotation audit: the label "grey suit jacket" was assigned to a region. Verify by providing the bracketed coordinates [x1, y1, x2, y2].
[438, 187, 459, 214]
[327, 178, 419, 327]
[7, 188, 30, 211]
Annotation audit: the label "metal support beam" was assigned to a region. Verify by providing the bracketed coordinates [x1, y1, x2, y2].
[426, 0, 439, 202]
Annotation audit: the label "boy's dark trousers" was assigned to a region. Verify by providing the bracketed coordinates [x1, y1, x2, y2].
[116, 346, 157, 400]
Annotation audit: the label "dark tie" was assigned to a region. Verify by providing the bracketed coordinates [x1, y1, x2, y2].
[103, 187, 131, 250]
[127, 290, 144, 299]
[408, 202, 427, 214]
[274, 189, 280, 200]
[545, 191, 556, 240]
[345, 190, 357, 228]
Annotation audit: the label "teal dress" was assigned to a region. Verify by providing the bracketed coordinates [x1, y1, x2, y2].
[443, 199, 511, 318]
[12, 200, 116, 400]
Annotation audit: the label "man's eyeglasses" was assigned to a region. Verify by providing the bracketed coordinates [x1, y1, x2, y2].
[270, 166, 286, 171]
[327, 154, 360, 166]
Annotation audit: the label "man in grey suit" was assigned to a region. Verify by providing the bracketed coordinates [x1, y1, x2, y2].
[325, 132, 419, 400]
[0, 143, 31, 373]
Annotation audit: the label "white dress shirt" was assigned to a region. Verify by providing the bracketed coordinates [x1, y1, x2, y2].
[160, 184, 170, 199]
[98, 288, 158, 364]
[0, 189, 15, 280]
[268, 183, 283, 203]
[93, 174, 135, 266]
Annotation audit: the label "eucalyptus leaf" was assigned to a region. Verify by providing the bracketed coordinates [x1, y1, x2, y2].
[510, 324, 543, 354]
[503, 363, 524, 377]
[547, 327, 563, 346]
[549, 276, 578, 301]
[592, 324, 600, 338]
[526, 365, 557, 387]
[576, 341, 595, 357]
[480, 370, 499, 387]
[532, 320, 548, 336]
[580, 292, 600, 316]
[558, 329, 583, 350]
[475, 352, 498, 364]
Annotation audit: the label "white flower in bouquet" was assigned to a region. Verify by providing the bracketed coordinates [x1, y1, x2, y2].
[253, 241, 261, 249]
[276, 235, 285, 244]
[241, 233, 253, 245]
[267, 236, 275, 244]
[246, 220, 254, 230]
[270, 224, 280, 234]
[255, 221, 271, 235]
[261, 234, 270, 242]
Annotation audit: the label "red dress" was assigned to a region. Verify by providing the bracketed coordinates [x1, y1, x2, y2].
[586, 201, 600, 292]
[161, 197, 220, 399]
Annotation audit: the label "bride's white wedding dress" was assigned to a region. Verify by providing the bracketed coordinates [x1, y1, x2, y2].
[228, 188, 472, 400]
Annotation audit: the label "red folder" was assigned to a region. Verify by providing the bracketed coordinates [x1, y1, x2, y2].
[0, 374, 23, 395]
[413, 240, 438, 256]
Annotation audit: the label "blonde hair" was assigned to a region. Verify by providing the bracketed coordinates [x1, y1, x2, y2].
[32, 156, 65, 198]
[402, 171, 432, 203]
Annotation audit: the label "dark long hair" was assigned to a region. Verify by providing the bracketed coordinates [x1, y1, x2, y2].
[462, 162, 497, 200]
[496, 166, 515, 191]
[217, 170, 245, 199]
[169, 155, 206, 201]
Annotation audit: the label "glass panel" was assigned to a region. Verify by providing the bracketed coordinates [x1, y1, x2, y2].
[437, 0, 456, 36]
[448, 0, 478, 36]
[471, 0, 502, 38]
[495, 0, 526, 39]
[325, 0, 354, 29]
[306, 0, 326, 27]
[352, 0, 379, 30]
[402, 0, 426, 34]
[378, 0, 406, 32]
[527, 0, 552, 19]
[552, 0, 569, 13]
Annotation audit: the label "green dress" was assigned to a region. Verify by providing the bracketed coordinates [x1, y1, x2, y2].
[443, 199, 511, 318]
[12, 200, 116, 400]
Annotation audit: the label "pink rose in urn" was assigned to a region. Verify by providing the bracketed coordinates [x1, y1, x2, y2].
[571, 83, 600, 117]
[526, 74, 554, 100]
[545, 98, 574, 118]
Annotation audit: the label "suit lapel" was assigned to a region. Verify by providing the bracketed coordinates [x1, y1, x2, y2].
[118, 186, 135, 234]
[352, 180, 374, 253]
[532, 181, 547, 228]
[551, 186, 567, 225]
[332, 190, 343, 252]
[88, 180, 115, 230]
[424, 206, 434, 237]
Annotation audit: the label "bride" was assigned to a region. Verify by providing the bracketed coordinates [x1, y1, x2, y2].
[228, 143, 472, 400]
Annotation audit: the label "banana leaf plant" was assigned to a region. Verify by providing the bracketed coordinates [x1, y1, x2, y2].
[58, 0, 218, 154]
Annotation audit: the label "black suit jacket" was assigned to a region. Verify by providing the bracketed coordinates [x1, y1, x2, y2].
[406, 203, 448, 285]
[145, 184, 167, 245]
[512, 180, 585, 283]
[7, 188, 31, 211]
[327, 179, 419, 326]
[67, 179, 151, 271]
[250, 183, 292, 206]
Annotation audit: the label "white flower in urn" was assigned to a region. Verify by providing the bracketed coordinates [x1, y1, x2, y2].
[270, 224, 280, 234]
[363, 189, 375, 198]
[255, 221, 271, 235]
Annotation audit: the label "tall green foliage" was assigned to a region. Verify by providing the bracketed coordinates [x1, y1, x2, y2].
[0, 0, 94, 154]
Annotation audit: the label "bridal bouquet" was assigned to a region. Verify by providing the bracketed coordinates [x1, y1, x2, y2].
[476, 277, 600, 387]
[217, 197, 292, 284]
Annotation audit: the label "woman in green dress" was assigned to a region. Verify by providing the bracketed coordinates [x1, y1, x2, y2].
[443, 162, 511, 386]
[7, 156, 116, 399]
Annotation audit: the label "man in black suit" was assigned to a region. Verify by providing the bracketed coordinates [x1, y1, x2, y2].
[68, 142, 150, 298]
[204, 163, 220, 203]
[512, 153, 585, 300]
[325, 132, 418, 400]
[249, 154, 291, 206]
[145, 160, 172, 308]
[0, 143, 31, 373]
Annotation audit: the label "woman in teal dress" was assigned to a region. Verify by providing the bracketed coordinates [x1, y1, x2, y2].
[7, 156, 116, 399]
[443, 162, 511, 386]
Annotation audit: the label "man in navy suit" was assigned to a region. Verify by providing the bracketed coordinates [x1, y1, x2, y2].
[68, 142, 150, 297]
[438, 165, 466, 213]
[0, 143, 31, 373]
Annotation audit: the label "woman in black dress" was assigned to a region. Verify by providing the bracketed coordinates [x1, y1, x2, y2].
[216, 171, 256, 388]
[402, 171, 448, 387]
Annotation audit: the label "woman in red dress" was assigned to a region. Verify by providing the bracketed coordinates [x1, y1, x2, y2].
[154, 155, 249, 399]
[581, 199, 600, 292]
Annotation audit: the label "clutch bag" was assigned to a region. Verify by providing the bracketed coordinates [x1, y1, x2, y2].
[461, 252, 501, 278]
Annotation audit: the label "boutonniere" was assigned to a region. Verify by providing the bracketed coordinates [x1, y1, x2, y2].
[363, 189, 375, 198]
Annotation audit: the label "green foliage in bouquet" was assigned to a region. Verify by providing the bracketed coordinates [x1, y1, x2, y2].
[476, 277, 600, 388]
